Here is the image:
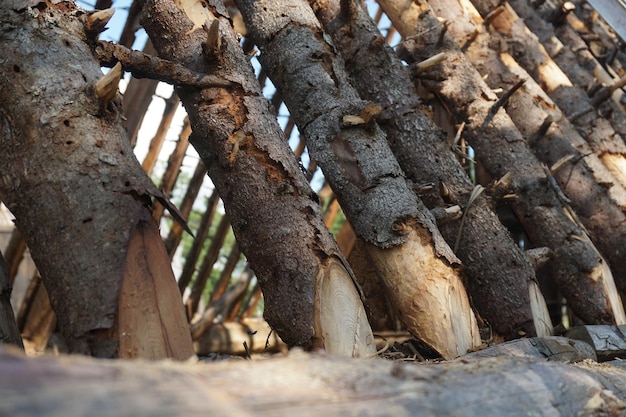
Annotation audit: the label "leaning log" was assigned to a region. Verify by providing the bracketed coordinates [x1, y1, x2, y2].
[141, 0, 375, 356]
[1, 342, 626, 417]
[382, 0, 625, 326]
[0, 0, 193, 358]
[310, 0, 550, 340]
[235, 0, 481, 359]
[427, 0, 626, 301]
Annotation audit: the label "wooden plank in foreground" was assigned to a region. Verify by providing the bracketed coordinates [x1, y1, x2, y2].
[1, 339, 626, 417]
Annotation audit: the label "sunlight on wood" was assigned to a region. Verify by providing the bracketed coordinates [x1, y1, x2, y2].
[529, 281, 553, 337]
[601, 153, 626, 192]
[365, 226, 481, 359]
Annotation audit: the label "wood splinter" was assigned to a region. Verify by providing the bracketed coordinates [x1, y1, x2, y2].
[414, 52, 447, 73]
[482, 79, 525, 128]
[85, 8, 115, 35]
[94, 62, 122, 106]
[202, 19, 221, 58]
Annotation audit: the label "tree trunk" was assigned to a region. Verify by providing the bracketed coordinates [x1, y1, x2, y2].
[473, 2, 626, 188]
[235, 0, 481, 358]
[0, 0, 193, 358]
[141, 0, 375, 356]
[310, 0, 550, 339]
[381, 0, 625, 325]
[428, 0, 626, 301]
[2, 342, 626, 417]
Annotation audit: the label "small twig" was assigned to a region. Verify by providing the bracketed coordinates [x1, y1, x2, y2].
[365, 337, 390, 359]
[453, 121, 466, 146]
[436, 21, 449, 47]
[242, 341, 252, 360]
[454, 185, 484, 253]
[542, 164, 572, 205]
[527, 116, 553, 146]
[265, 329, 274, 351]
[415, 52, 447, 73]
[94, 40, 235, 89]
[568, 106, 594, 122]
[483, 5, 506, 27]
[482, 79, 525, 128]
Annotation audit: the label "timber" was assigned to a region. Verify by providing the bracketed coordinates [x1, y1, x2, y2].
[2, 341, 626, 417]
[310, 0, 549, 340]
[0, 0, 192, 357]
[235, 0, 481, 358]
[430, 0, 626, 301]
[142, 0, 376, 355]
[383, 0, 625, 326]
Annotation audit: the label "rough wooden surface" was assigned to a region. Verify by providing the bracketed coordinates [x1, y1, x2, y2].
[2, 338, 626, 417]
[0, 0, 185, 356]
[311, 0, 546, 341]
[142, 0, 375, 354]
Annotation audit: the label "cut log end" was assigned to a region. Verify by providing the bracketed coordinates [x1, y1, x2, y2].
[119, 221, 195, 361]
[316, 259, 377, 358]
[365, 226, 481, 359]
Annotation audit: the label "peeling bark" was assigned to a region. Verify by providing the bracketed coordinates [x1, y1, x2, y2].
[142, 0, 375, 356]
[235, 0, 481, 358]
[426, 0, 626, 300]
[0, 0, 192, 357]
[381, 0, 624, 325]
[310, 0, 548, 339]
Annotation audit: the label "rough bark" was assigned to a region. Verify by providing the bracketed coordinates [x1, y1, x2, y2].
[509, 0, 626, 134]
[470, 1, 626, 191]
[383, 0, 624, 325]
[0, 251, 22, 349]
[428, 0, 626, 299]
[236, 0, 481, 358]
[142, 0, 375, 356]
[2, 343, 626, 417]
[0, 0, 192, 357]
[310, 0, 548, 339]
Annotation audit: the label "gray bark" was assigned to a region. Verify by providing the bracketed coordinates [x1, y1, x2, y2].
[310, 0, 545, 339]
[141, 0, 374, 353]
[2, 343, 626, 417]
[0, 0, 190, 356]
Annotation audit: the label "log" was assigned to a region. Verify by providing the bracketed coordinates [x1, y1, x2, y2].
[2, 340, 626, 417]
[235, 0, 481, 359]
[567, 325, 626, 361]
